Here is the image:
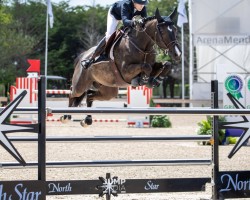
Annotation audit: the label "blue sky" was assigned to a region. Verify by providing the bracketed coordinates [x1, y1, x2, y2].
[52, 0, 116, 7]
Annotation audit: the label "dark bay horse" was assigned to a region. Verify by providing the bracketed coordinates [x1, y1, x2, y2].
[69, 8, 181, 126]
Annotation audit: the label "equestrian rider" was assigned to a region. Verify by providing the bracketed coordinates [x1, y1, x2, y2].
[82, 0, 149, 69]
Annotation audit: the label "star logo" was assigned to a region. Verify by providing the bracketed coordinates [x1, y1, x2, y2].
[0, 90, 38, 165]
[97, 173, 120, 198]
[220, 93, 250, 158]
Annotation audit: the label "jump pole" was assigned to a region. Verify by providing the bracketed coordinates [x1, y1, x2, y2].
[211, 80, 219, 200]
[38, 76, 46, 182]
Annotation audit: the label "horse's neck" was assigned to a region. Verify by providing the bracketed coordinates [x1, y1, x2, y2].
[144, 19, 157, 41]
[129, 21, 157, 51]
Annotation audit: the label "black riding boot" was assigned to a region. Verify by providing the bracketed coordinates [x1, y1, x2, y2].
[81, 37, 106, 69]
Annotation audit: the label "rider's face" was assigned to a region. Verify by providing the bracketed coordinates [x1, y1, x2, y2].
[133, 3, 144, 11]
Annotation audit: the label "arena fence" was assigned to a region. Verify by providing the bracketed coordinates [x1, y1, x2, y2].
[0, 76, 250, 199]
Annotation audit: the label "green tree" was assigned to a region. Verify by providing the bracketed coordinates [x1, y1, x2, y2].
[0, 2, 37, 95]
[45, 2, 108, 80]
[147, 0, 178, 17]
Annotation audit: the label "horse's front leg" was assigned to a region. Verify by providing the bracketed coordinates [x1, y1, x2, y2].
[124, 63, 152, 87]
[139, 63, 152, 85]
[149, 61, 172, 88]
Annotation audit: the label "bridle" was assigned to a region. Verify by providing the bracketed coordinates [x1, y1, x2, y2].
[123, 16, 179, 63]
[123, 32, 156, 63]
[131, 16, 179, 55]
[155, 21, 179, 55]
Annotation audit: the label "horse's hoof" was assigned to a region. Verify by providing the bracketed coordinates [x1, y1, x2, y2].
[146, 77, 154, 88]
[60, 115, 68, 124]
[80, 120, 88, 127]
[152, 78, 161, 88]
[85, 116, 93, 125]
[146, 83, 153, 88]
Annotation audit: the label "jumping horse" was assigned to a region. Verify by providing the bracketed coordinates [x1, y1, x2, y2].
[69, 8, 181, 126]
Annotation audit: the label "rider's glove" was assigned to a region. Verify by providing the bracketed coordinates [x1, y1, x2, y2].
[132, 18, 144, 27]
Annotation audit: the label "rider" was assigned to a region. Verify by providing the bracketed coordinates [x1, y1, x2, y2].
[82, 0, 149, 69]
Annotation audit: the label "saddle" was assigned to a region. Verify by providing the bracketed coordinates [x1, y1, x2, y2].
[94, 28, 130, 87]
[104, 28, 125, 59]
[94, 28, 125, 63]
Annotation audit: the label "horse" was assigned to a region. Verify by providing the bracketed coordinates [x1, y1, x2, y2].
[69, 8, 181, 126]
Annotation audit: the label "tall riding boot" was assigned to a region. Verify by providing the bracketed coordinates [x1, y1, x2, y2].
[81, 37, 106, 69]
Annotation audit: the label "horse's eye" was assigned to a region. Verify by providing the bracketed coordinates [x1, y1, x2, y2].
[167, 26, 173, 32]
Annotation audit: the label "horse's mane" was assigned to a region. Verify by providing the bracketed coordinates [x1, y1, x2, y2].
[143, 16, 156, 23]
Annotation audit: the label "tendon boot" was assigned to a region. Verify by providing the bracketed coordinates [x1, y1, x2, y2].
[152, 76, 165, 88]
[139, 73, 149, 86]
[81, 37, 106, 69]
[131, 76, 140, 87]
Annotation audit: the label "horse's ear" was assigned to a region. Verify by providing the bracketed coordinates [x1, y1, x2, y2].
[155, 8, 163, 22]
[169, 7, 177, 21]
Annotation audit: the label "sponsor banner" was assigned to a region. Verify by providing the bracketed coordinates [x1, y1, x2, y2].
[218, 171, 250, 199]
[194, 35, 250, 46]
[246, 76, 250, 109]
[124, 178, 210, 193]
[0, 181, 45, 200]
[46, 178, 210, 195]
[46, 180, 99, 195]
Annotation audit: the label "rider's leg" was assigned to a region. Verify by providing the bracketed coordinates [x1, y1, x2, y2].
[81, 37, 107, 69]
[106, 6, 119, 40]
[81, 7, 118, 69]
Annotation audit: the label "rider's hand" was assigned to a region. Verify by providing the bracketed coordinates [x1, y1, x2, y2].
[132, 18, 144, 27]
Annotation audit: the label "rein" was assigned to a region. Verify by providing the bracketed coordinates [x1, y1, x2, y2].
[123, 33, 156, 63]
[122, 16, 179, 63]
[156, 23, 179, 54]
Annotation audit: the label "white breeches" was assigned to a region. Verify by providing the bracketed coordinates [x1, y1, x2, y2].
[106, 7, 119, 41]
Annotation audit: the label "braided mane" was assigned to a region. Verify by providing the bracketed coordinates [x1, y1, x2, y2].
[143, 16, 156, 23]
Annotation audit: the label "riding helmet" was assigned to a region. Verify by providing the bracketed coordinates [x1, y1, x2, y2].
[133, 0, 148, 5]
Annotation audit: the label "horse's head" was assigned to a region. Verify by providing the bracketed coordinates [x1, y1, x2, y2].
[149, 8, 182, 61]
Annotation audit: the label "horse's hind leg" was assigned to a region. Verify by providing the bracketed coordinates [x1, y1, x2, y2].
[84, 90, 95, 126]
[69, 91, 86, 107]
[81, 86, 118, 126]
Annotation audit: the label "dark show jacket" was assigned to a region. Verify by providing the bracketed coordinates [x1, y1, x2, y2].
[110, 0, 147, 27]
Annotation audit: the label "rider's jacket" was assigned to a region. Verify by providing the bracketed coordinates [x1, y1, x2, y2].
[111, 0, 147, 27]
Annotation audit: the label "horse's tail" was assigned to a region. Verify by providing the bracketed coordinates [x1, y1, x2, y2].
[69, 91, 86, 107]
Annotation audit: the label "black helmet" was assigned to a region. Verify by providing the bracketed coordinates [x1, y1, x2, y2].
[133, 0, 148, 5]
